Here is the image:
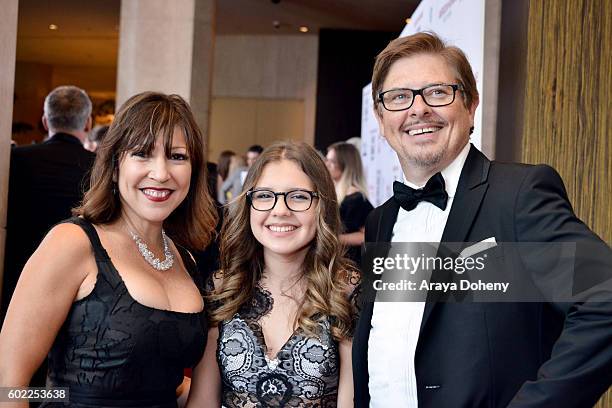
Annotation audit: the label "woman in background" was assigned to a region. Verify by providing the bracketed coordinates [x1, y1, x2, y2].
[187, 141, 357, 407]
[326, 142, 374, 264]
[216, 150, 243, 204]
[0, 92, 217, 407]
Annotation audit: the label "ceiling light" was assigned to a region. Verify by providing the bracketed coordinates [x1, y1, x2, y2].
[49, 24, 58, 30]
[299, 26, 309, 33]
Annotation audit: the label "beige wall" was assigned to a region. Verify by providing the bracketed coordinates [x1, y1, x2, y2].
[0, 0, 19, 305]
[12, 33, 319, 152]
[209, 97, 304, 161]
[212, 35, 318, 147]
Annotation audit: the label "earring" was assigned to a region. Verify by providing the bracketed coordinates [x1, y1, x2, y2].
[112, 182, 117, 195]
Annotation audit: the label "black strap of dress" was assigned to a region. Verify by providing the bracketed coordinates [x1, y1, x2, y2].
[65, 217, 124, 289]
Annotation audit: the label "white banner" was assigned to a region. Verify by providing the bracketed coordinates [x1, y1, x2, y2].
[362, 0, 486, 206]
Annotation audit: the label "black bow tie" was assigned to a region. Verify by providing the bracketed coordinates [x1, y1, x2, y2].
[393, 173, 449, 211]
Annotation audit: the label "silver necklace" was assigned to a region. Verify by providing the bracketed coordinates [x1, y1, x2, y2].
[129, 229, 174, 271]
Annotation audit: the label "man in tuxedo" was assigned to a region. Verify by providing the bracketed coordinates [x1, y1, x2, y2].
[1, 85, 95, 326]
[352, 32, 612, 407]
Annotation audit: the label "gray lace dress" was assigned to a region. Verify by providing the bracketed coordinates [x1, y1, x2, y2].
[217, 286, 340, 407]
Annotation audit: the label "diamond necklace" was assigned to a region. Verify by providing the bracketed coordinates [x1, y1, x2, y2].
[129, 228, 174, 271]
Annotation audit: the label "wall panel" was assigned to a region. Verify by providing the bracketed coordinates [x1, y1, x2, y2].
[0, 0, 18, 306]
[522, 0, 610, 245]
[208, 97, 304, 162]
[212, 35, 317, 145]
[522, 2, 610, 404]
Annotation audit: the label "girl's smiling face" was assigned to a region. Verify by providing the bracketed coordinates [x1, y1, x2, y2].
[249, 159, 318, 259]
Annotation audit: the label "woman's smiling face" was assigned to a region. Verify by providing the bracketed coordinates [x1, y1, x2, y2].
[117, 126, 191, 227]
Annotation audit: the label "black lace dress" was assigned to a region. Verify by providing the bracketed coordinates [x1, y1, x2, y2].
[41, 218, 207, 408]
[217, 287, 340, 407]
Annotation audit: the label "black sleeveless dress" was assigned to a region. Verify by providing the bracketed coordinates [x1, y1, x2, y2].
[339, 192, 373, 264]
[41, 218, 207, 408]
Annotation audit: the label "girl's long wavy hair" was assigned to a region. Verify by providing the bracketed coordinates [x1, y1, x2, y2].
[209, 141, 357, 341]
[73, 92, 218, 250]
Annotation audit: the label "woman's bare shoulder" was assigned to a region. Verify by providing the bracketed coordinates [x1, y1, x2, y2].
[42, 222, 93, 255]
[31, 222, 95, 276]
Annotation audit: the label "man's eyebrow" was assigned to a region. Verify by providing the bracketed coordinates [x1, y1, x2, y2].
[385, 82, 449, 91]
[252, 187, 311, 191]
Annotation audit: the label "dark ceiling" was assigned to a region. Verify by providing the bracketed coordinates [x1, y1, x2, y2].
[16, 0, 418, 67]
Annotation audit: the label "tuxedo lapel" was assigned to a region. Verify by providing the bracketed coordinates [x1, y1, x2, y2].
[440, 146, 491, 243]
[353, 196, 400, 406]
[373, 197, 400, 242]
[361, 198, 399, 306]
[358, 196, 399, 328]
[420, 145, 491, 330]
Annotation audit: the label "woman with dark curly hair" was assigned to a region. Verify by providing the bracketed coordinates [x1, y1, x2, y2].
[187, 141, 358, 407]
[0, 92, 218, 407]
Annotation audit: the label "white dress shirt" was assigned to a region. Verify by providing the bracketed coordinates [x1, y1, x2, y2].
[368, 143, 470, 407]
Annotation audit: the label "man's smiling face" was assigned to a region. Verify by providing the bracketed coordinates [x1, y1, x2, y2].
[375, 53, 478, 172]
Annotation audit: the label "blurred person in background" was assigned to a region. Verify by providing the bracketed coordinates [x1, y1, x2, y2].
[216, 150, 242, 204]
[84, 124, 109, 153]
[220, 144, 264, 204]
[2, 85, 95, 329]
[0, 92, 218, 407]
[345, 136, 361, 152]
[2, 85, 95, 392]
[10, 122, 35, 146]
[245, 144, 264, 167]
[326, 142, 373, 264]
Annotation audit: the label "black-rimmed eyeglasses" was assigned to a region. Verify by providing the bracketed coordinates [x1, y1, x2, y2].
[378, 84, 463, 112]
[247, 189, 319, 212]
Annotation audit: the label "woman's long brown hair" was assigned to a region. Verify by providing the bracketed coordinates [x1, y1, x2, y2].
[74, 91, 218, 250]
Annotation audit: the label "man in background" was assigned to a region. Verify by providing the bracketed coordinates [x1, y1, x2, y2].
[221, 144, 264, 200]
[2, 85, 95, 327]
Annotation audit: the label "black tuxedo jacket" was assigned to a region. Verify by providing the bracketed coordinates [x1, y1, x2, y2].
[2, 133, 95, 320]
[353, 145, 612, 408]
